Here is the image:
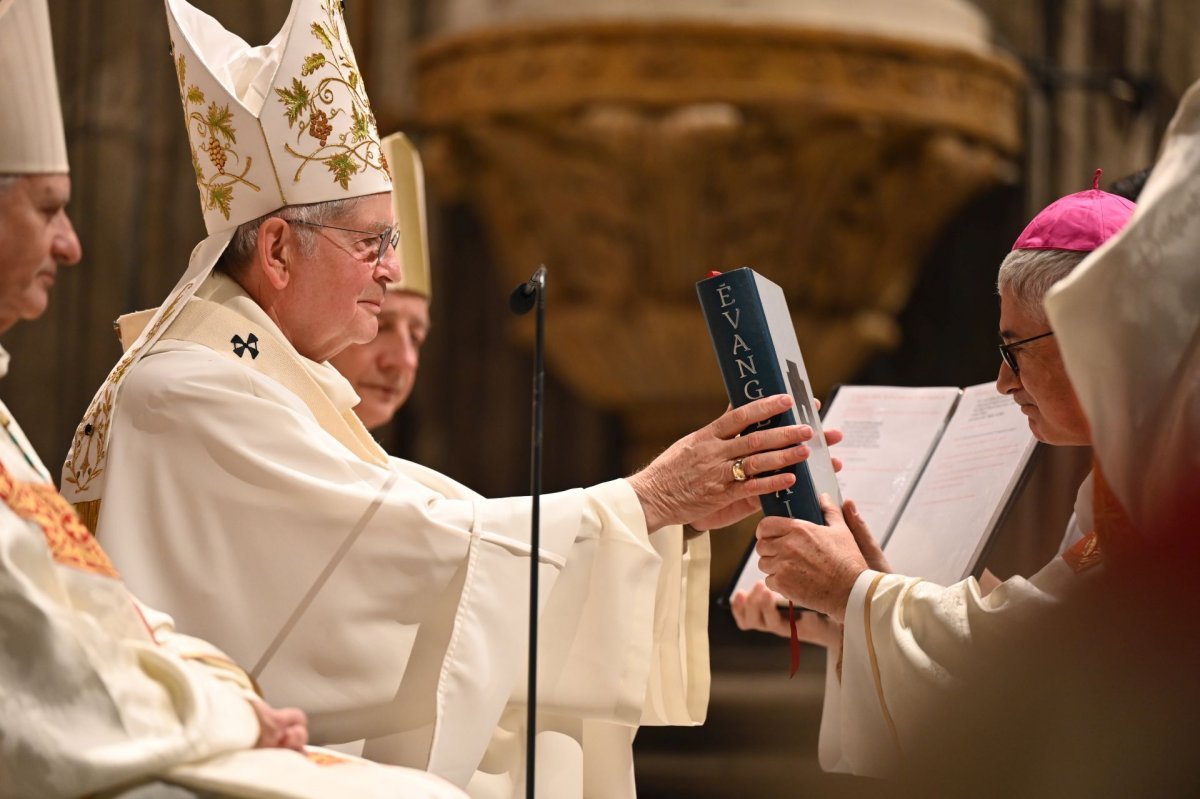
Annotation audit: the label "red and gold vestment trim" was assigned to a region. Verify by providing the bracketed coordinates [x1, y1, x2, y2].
[0, 461, 119, 579]
[1062, 531, 1103, 574]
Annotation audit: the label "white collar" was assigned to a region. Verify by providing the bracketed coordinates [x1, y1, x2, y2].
[196, 273, 362, 412]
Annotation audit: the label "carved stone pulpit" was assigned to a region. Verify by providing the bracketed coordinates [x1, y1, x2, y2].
[413, 1, 1024, 579]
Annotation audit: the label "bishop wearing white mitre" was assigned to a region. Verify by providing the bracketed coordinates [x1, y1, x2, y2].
[0, 1, 463, 796]
[62, 1, 814, 796]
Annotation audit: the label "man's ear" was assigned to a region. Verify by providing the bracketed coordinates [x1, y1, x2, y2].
[256, 217, 293, 290]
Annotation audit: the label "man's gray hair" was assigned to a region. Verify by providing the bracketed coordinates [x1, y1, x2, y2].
[0, 175, 20, 197]
[216, 196, 355, 277]
[996, 248, 1088, 323]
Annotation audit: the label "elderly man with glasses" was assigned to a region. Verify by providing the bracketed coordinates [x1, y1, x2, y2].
[735, 174, 1135, 778]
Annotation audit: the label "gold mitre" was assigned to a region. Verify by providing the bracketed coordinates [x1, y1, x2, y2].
[0, 0, 69, 174]
[381, 132, 431, 300]
[167, 0, 391, 234]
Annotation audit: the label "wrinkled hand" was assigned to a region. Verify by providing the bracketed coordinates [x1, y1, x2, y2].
[627, 394, 813, 533]
[731, 581, 842, 648]
[250, 699, 308, 751]
[755, 494, 870, 623]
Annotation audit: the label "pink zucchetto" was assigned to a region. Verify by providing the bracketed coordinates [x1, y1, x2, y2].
[1012, 168, 1136, 252]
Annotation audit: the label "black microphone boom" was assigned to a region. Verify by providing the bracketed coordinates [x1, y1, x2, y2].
[510, 264, 546, 799]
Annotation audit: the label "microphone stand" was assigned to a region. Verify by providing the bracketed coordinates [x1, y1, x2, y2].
[509, 265, 546, 799]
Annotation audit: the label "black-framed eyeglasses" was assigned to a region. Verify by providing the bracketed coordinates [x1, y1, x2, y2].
[288, 219, 399, 264]
[998, 330, 1055, 376]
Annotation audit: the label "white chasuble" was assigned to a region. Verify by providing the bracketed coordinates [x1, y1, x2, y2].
[92, 274, 711, 795]
[0, 349, 466, 798]
[819, 478, 1102, 778]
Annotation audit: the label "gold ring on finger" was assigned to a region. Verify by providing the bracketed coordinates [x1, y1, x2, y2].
[732, 458, 748, 482]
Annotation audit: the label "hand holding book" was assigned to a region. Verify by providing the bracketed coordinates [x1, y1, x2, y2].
[696, 268, 844, 528]
[756, 494, 890, 623]
[627, 393, 817, 533]
[734, 498, 888, 638]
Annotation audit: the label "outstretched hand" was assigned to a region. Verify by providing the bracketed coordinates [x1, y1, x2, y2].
[627, 394, 814, 533]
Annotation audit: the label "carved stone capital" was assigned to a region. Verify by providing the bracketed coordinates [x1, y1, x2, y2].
[414, 20, 1024, 460]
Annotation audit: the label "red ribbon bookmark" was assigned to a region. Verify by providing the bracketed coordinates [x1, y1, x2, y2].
[789, 601, 802, 677]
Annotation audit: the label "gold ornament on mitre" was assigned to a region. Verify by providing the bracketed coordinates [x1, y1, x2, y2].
[0, 0, 69, 174]
[63, 0, 391, 506]
[381, 132, 431, 300]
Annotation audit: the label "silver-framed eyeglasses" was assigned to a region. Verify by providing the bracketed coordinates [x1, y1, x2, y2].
[288, 219, 399, 264]
[998, 330, 1054, 376]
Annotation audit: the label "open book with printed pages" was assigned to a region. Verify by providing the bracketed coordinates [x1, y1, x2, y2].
[725, 382, 1039, 603]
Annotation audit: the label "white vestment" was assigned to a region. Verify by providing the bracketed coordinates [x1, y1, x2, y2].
[0, 347, 464, 799]
[1047, 78, 1200, 536]
[89, 274, 711, 797]
[818, 475, 1100, 777]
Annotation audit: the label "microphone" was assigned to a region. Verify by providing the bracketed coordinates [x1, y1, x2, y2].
[509, 265, 546, 316]
[510, 264, 547, 799]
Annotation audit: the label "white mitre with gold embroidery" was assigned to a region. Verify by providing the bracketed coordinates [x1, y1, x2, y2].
[63, 0, 391, 506]
[0, 0, 69, 174]
[381, 132, 432, 300]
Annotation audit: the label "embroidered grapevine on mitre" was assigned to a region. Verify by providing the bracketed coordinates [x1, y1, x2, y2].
[275, 0, 389, 189]
[173, 47, 261, 220]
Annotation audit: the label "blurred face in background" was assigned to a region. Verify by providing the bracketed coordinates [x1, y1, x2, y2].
[331, 289, 430, 430]
[0, 175, 82, 333]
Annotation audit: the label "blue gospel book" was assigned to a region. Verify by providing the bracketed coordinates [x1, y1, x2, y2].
[697, 268, 843, 600]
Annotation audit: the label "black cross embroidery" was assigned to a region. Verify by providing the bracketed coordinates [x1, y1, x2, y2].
[231, 333, 260, 360]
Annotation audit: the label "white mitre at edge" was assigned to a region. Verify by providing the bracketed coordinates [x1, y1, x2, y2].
[0, 0, 69, 174]
[1045, 76, 1200, 538]
[381, 132, 432, 300]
